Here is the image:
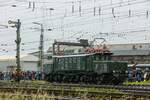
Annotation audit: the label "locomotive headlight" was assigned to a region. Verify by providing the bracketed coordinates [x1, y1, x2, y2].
[113, 70, 116, 73]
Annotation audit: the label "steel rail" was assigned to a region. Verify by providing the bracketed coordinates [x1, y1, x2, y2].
[0, 86, 149, 99]
[0, 82, 150, 91]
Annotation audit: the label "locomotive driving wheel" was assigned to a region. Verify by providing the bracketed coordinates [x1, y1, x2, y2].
[96, 75, 104, 85]
[79, 75, 86, 83]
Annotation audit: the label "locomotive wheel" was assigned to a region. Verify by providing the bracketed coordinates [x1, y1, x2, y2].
[107, 75, 119, 85]
[49, 74, 53, 82]
[71, 75, 78, 83]
[108, 76, 115, 85]
[73, 75, 79, 83]
[62, 75, 70, 83]
[53, 75, 57, 82]
[96, 75, 104, 85]
[69, 75, 73, 83]
[62, 76, 67, 83]
[45, 74, 51, 82]
[57, 74, 63, 83]
[96, 74, 105, 85]
[79, 75, 86, 83]
[88, 76, 93, 84]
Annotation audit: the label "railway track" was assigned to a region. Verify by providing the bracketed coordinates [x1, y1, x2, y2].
[0, 86, 149, 98]
[0, 81, 150, 99]
[0, 81, 150, 93]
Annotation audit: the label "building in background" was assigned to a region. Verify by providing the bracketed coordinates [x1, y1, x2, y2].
[107, 43, 150, 64]
[30, 51, 53, 74]
[0, 55, 38, 72]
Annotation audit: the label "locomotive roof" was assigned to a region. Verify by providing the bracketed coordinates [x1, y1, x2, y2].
[52, 53, 95, 58]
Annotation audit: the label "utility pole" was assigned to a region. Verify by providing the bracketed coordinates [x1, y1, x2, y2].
[8, 19, 21, 82]
[39, 24, 44, 73]
[32, 22, 44, 73]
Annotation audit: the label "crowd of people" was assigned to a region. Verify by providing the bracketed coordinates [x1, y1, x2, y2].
[128, 68, 150, 82]
[0, 71, 45, 81]
[0, 68, 150, 82]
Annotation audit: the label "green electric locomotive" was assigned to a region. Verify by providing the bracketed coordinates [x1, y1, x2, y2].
[45, 48, 127, 85]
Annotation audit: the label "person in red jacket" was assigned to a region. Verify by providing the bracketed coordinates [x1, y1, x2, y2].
[15, 69, 21, 82]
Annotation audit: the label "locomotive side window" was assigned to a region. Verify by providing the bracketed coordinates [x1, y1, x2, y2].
[95, 63, 108, 74]
[57, 58, 60, 70]
[71, 57, 75, 70]
[65, 58, 67, 69]
[99, 56, 102, 60]
[86, 56, 92, 71]
[68, 57, 72, 70]
[55, 58, 59, 70]
[59, 58, 63, 70]
[77, 57, 81, 70]
[80, 56, 86, 70]
[73, 57, 77, 70]
[93, 55, 101, 61]
[60, 58, 64, 70]
[96, 56, 99, 60]
[103, 63, 108, 72]
[68, 57, 70, 69]
[63, 58, 65, 69]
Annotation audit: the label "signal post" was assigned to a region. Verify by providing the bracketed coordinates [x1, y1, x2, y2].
[8, 19, 21, 82]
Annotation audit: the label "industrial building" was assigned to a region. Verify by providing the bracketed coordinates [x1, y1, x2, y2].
[107, 43, 150, 64]
[0, 55, 39, 72]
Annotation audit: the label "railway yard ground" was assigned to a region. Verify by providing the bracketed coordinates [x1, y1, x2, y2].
[124, 80, 150, 86]
[0, 80, 150, 100]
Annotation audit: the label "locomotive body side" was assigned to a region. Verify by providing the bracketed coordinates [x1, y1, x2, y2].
[45, 52, 127, 84]
[93, 61, 127, 84]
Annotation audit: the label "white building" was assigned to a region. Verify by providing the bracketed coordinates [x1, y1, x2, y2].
[0, 55, 38, 72]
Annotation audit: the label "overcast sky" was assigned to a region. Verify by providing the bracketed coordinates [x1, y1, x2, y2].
[0, 0, 150, 56]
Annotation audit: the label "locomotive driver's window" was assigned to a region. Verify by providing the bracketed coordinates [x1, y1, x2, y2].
[103, 63, 107, 72]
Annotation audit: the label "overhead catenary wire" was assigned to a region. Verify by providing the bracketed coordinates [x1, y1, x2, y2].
[0, 0, 148, 22]
[0, 0, 150, 55]
[1, 23, 150, 47]
[2, 8, 149, 37]
[21, 8, 150, 27]
[18, 1, 150, 26]
[1, 0, 148, 30]
[49, 11, 149, 30]
[5, 0, 149, 20]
